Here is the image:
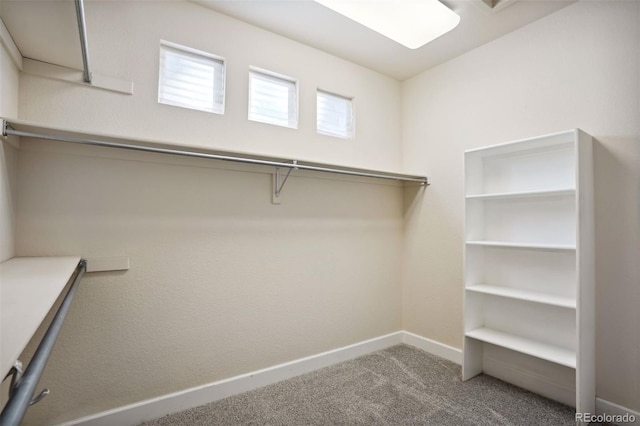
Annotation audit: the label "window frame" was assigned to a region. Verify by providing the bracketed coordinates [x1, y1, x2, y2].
[248, 66, 299, 129]
[158, 40, 226, 115]
[316, 88, 355, 139]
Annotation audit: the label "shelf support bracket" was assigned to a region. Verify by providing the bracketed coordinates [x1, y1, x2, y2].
[272, 161, 297, 204]
[75, 0, 93, 84]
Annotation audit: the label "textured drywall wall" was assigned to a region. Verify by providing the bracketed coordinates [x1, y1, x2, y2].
[0, 139, 17, 262]
[9, 1, 406, 423]
[401, 0, 639, 411]
[15, 139, 404, 424]
[16, 0, 402, 172]
[0, 35, 18, 261]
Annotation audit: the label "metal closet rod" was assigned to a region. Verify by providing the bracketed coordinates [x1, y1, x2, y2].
[0, 260, 87, 426]
[2, 122, 429, 184]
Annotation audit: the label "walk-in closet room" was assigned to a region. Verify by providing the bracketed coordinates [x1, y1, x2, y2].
[0, 0, 638, 425]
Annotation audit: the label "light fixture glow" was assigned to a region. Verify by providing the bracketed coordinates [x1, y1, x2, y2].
[314, 0, 460, 49]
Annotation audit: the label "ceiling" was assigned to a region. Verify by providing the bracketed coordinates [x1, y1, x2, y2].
[193, 0, 575, 80]
[0, 0, 575, 81]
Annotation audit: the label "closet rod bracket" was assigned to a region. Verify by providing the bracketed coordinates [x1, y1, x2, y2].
[272, 161, 298, 204]
[2, 119, 11, 137]
[3, 361, 49, 406]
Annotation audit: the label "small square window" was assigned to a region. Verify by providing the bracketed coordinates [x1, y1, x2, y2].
[158, 41, 225, 114]
[317, 89, 354, 139]
[248, 68, 298, 129]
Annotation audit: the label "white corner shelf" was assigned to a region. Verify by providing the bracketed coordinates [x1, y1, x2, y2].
[465, 327, 576, 368]
[465, 188, 575, 200]
[463, 130, 576, 157]
[0, 256, 81, 378]
[466, 284, 576, 309]
[463, 129, 594, 415]
[465, 241, 576, 251]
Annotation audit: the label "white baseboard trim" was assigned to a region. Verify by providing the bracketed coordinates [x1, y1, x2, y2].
[595, 398, 639, 425]
[61, 331, 407, 426]
[401, 331, 462, 365]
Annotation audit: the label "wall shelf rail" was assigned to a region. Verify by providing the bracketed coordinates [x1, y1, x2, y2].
[2, 119, 429, 202]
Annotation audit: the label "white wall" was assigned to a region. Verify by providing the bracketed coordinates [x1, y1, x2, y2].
[11, 2, 406, 424]
[0, 139, 17, 262]
[0, 27, 19, 262]
[402, 0, 639, 411]
[18, 1, 402, 172]
[16, 140, 404, 424]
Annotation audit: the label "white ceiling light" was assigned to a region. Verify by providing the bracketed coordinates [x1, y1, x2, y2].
[314, 0, 460, 49]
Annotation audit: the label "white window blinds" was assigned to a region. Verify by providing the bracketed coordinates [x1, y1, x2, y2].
[317, 90, 354, 139]
[249, 68, 298, 129]
[158, 42, 225, 114]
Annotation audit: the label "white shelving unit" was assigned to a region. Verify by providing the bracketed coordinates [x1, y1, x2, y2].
[462, 130, 594, 416]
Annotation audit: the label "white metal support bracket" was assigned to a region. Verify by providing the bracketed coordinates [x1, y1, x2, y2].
[272, 161, 297, 204]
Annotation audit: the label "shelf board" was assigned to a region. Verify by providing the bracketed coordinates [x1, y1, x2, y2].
[466, 284, 576, 309]
[465, 241, 576, 251]
[464, 130, 576, 157]
[466, 188, 575, 200]
[0, 256, 81, 378]
[465, 327, 576, 368]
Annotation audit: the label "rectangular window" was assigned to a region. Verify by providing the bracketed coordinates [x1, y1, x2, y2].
[158, 41, 225, 114]
[317, 89, 354, 139]
[248, 68, 298, 129]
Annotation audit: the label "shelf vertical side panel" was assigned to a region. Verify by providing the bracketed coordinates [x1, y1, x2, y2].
[575, 130, 595, 415]
[463, 337, 484, 381]
[463, 151, 484, 381]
